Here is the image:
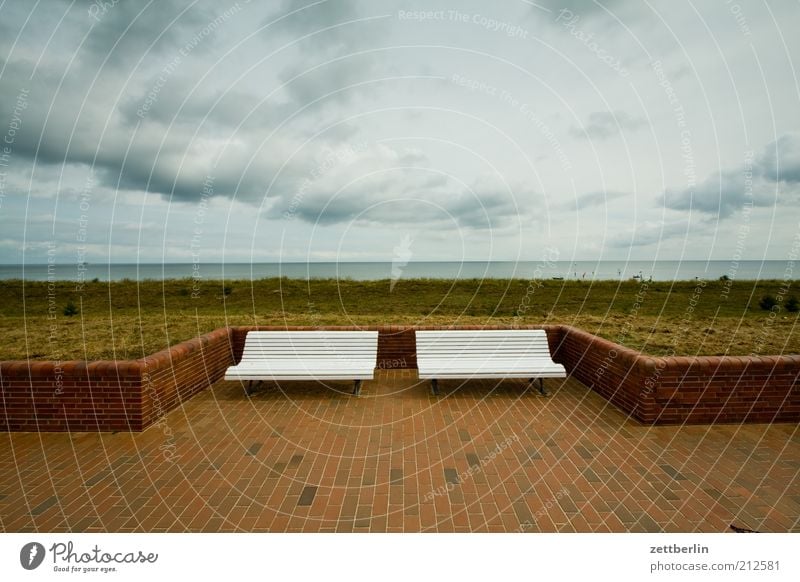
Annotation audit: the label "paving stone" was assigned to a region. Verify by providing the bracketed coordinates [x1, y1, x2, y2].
[30, 496, 59, 516]
[1, 372, 796, 533]
[297, 486, 317, 507]
[660, 464, 688, 480]
[444, 469, 460, 485]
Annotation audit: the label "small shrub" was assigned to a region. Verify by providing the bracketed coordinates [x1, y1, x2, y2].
[223, 285, 233, 296]
[63, 301, 79, 317]
[758, 294, 777, 311]
[179, 288, 190, 296]
[786, 296, 799, 313]
[91, 277, 99, 283]
[719, 274, 730, 281]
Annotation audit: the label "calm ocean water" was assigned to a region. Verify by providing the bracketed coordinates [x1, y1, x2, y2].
[0, 261, 792, 282]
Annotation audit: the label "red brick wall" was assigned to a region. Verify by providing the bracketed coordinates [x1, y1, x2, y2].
[552, 326, 800, 425]
[551, 326, 656, 422]
[140, 327, 235, 428]
[0, 360, 142, 431]
[652, 355, 800, 424]
[376, 326, 416, 369]
[2, 324, 797, 432]
[0, 328, 235, 432]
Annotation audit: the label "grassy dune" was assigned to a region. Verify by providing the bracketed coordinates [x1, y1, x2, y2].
[0, 277, 797, 361]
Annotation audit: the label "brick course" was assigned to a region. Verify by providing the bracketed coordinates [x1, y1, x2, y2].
[0, 360, 142, 432]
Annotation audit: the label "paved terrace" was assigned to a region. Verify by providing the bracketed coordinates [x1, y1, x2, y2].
[1, 371, 798, 532]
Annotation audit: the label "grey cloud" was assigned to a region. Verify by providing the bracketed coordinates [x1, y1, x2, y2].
[278, 54, 381, 107]
[609, 219, 691, 248]
[266, 0, 379, 51]
[265, 148, 537, 230]
[537, 0, 625, 15]
[660, 170, 777, 218]
[268, 0, 391, 108]
[447, 180, 538, 229]
[273, 173, 439, 226]
[759, 133, 800, 184]
[395, 148, 428, 166]
[0, 43, 323, 203]
[81, 1, 215, 65]
[0, 1, 411, 210]
[537, 0, 640, 28]
[567, 189, 628, 210]
[0, 59, 115, 165]
[118, 85, 280, 129]
[0, 15, 19, 56]
[3, 0, 797, 264]
[570, 111, 647, 139]
[119, 72, 358, 144]
[660, 136, 800, 218]
[108, 136, 313, 202]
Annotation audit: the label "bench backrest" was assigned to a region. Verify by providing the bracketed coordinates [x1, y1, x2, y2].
[239, 331, 378, 363]
[415, 329, 555, 360]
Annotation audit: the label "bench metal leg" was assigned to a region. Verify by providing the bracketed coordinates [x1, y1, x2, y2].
[528, 378, 548, 396]
[431, 379, 439, 396]
[353, 380, 362, 396]
[246, 380, 266, 396]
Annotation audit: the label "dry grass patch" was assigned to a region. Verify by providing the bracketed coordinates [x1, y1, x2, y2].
[0, 278, 797, 360]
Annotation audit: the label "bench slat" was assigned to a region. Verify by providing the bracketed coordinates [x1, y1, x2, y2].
[225, 331, 378, 385]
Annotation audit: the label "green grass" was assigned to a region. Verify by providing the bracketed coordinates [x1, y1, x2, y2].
[0, 277, 797, 360]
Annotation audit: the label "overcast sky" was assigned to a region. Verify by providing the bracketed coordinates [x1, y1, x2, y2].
[1, 0, 798, 265]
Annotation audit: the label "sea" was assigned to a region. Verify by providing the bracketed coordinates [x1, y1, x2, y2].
[0, 260, 792, 282]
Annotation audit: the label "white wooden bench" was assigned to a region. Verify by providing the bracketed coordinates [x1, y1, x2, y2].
[224, 331, 379, 395]
[415, 329, 566, 396]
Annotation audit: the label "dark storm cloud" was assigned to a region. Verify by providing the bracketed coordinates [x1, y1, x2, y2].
[268, 0, 390, 108]
[117, 85, 279, 129]
[0, 58, 277, 201]
[0, 2, 264, 194]
[447, 180, 539, 229]
[0, 58, 107, 166]
[272, 169, 443, 225]
[570, 111, 646, 140]
[0, 0, 395, 208]
[267, 0, 363, 48]
[265, 0, 390, 53]
[80, 0, 215, 65]
[0, 0, 533, 232]
[3, 0, 798, 263]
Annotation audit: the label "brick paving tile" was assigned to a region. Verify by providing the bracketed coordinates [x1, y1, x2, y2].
[2, 373, 798, 532]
